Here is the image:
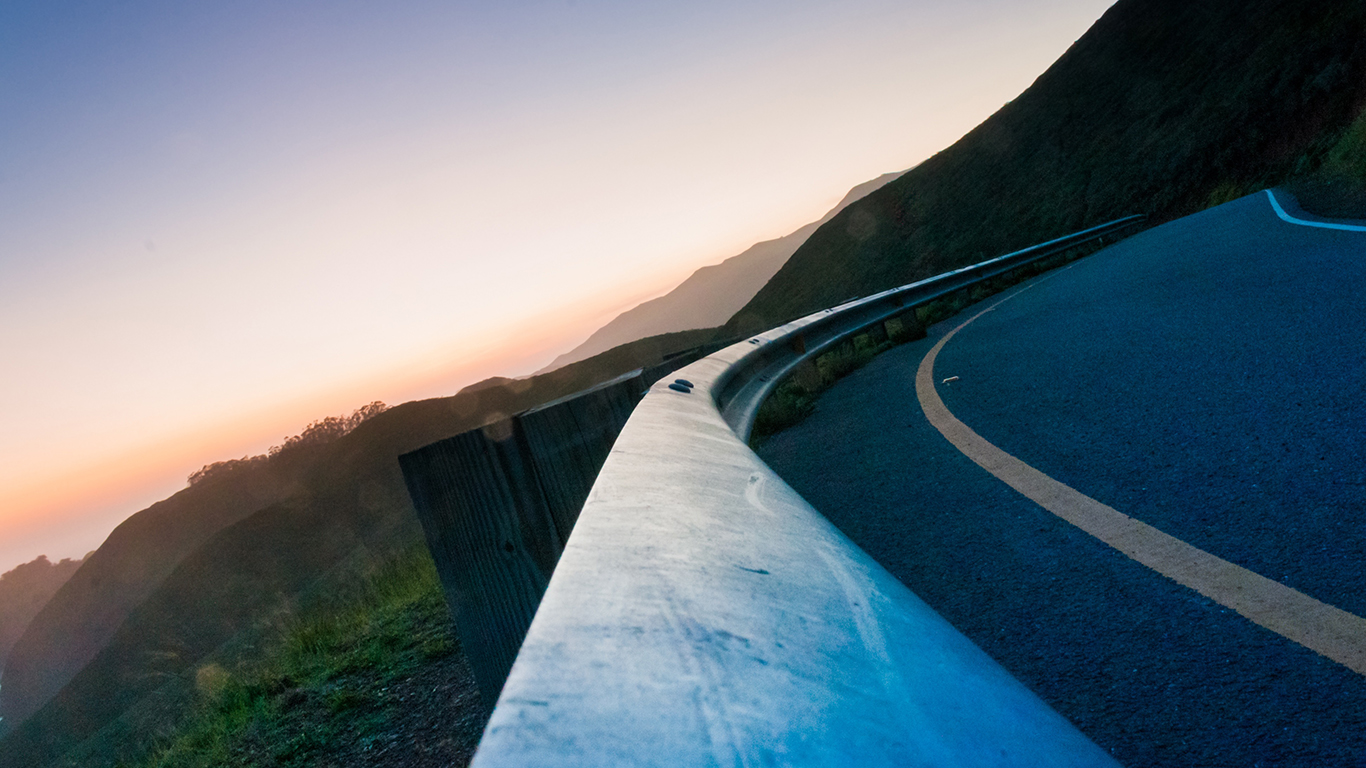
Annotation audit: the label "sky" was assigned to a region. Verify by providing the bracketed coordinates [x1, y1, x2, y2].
[0, 0, 1116, 572]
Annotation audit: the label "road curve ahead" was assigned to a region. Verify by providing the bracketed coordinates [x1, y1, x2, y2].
[758, 191, 1366, 767]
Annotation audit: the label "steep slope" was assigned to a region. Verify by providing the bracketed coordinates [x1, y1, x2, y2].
[540, 171, 903, 372]
[728, 0, 1366, 333]
[0, 327, 719, 768]
[0, 556, 84, 673]
[0, 461, 297, 732]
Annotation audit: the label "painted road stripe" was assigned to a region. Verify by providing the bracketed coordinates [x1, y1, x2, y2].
[915, 289, 1366, 676]
[1266, 189, 1366, 232]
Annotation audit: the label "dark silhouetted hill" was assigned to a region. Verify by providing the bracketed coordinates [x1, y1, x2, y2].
[0, 402, 386, 738]
[457, 376, 517, 395]
[1286, 174, 1366, 219]
[540, 171, 904, 372]
[727, 0, 1366, 334]
[0, 327, 719, 768]
[0, 556, 85, 674]
[13, 0, 1366, 761]
[0, 461, 299, 735]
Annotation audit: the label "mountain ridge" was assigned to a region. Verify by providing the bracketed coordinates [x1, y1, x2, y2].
[539, 171, 904, 372]
[8, 0, 1366, 763]
[0, 556, 85, 677]
[0, 327, 721, 767]
[726, 0, 1366, 334]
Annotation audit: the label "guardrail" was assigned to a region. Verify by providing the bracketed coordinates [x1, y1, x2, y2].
[472, 215, 1144, 766]
[400, 342, 731, 710]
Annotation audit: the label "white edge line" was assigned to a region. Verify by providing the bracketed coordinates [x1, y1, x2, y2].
[1266, 189, 1366, 232]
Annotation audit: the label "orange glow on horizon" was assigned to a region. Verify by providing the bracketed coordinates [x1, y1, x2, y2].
[0, 0, 1119, 572]
[0, 258, 709, 569]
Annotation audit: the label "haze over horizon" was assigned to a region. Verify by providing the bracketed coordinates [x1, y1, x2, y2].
[0, 0, 1115, 571]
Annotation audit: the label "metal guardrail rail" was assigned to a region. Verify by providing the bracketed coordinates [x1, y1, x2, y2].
[472, 215, 1144, 766]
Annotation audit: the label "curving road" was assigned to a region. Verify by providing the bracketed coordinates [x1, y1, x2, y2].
[758, 191, 1366, 767]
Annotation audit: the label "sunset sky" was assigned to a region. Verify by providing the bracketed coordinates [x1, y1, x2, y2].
[0, 0, 1115, 571]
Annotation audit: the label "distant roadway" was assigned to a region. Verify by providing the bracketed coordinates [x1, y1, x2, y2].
[758, 191, 1366, 767]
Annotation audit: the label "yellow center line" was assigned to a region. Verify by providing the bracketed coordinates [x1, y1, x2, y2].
[915, 286, 1366, 676]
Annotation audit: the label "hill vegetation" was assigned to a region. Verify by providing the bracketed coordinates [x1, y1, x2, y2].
[0, 556, 85, 674]
[130, 544, 480, 768]
[0, 401, 393, 741]
[728, 0, 1366, 334]
[0, 327, 719, 768]
[8, 0, 1366, 764]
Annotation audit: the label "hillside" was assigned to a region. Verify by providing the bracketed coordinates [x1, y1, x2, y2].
[0, 459, 301, 733]
[11, 0, 1366, 763]
[125, 544, 483, 768]
[0, 327, 719, 768]
[727, 0, 1366, 334]
[0, 556, 84, 674]
[539, 171, 903, 372]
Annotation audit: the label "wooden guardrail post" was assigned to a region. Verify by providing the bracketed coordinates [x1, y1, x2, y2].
[400, 348, 726, 709]
[399, 419, 559, 712]
[471, 214, 1145, 766]
[517, 374, 647, 545]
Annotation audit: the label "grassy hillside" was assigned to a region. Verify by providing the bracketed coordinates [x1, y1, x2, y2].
[14, 1, 1366, 762]
[728, 0, 1366, 334]
[0, 461, 301, 733]
[0, 327, 720, 768]
[128, 545, 478, 768]
[0, 556, 84, 673]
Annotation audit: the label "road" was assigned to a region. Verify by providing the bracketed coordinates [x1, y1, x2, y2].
[757, 191, 1366, 767]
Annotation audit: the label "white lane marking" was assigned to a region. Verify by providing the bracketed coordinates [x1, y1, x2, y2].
[916, 288, 1366, 676]
[1266, 189, 1366, 232]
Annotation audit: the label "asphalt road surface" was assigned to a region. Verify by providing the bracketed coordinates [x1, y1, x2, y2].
[757, 191, 1366, 767]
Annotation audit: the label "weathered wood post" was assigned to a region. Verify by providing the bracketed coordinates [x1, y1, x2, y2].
[517, 371, 648, 547]
[399, 418, 561, 711]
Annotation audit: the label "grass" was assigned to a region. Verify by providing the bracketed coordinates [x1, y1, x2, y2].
[1321, 104, 1366, 182]
[750, 331, 896, 446]
[126, 545, 471, 768]
[1285, 108, 1366, 219]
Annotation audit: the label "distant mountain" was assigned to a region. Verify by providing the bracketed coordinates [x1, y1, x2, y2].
[539, 171, 904, 373]
[727, 0, 1366, 334]
[0, 327, 719, 768]
[458, 376, 518, 395]
[0, 556, 84, 674]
